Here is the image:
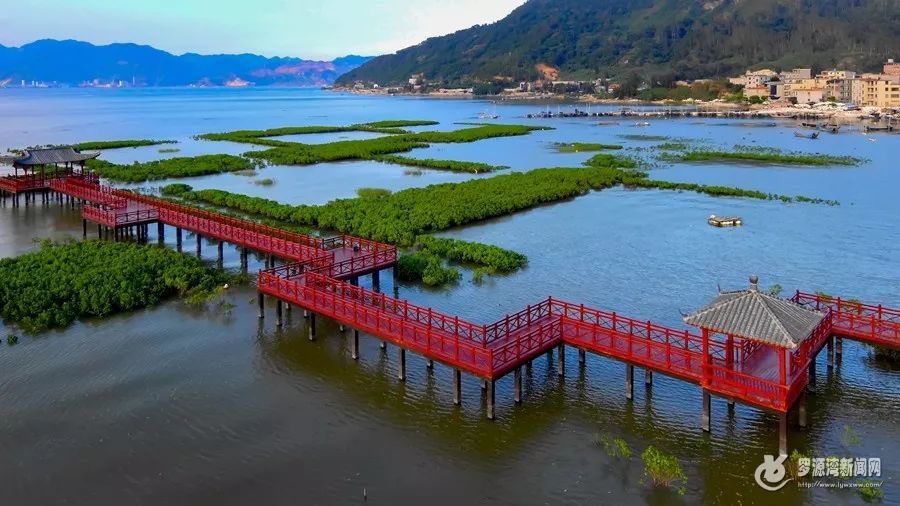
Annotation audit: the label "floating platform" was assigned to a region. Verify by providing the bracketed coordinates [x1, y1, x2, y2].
[708, 215, 742, 227]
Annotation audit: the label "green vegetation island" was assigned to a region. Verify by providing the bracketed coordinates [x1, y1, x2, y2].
[0, 240, 226, 333]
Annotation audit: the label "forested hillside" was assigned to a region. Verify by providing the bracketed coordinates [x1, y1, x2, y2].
[337, 0, 900, 86]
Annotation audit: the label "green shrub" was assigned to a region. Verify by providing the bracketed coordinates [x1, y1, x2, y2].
[6, 334, 18, 346]
[598, 434, 632, 459]
[376, 155, 505, 173]
[356, 187, 392, 199]
[641, 446, 687, 495]
[253, 178, 275, 186]
[673, 147, 861, 166]
[397, 252, 460, 287]
[74, 139, 176, 150]
[859, 480, 884, 502]
[160, 183, 193, 196]
[416, 236, 527, 273]
[554, 142, 623, 152]
[86, 154, 254, 182]
[0, 240, 225, 333]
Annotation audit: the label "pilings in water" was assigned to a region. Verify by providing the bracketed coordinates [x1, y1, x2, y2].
[701, 390, 711, 432]
[625, 364, 635, 401]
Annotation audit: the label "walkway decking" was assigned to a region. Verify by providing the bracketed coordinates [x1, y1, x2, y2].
[21, 175, 900, 448]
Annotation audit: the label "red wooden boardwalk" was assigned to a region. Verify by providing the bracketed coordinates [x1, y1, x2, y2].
[48, 176, 396, 280]
[258, 263, 899, 414]
[42, 175, 899, 423]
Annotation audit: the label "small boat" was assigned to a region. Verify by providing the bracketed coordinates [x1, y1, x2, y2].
[708, 215, 742, 227]
[801, 122, 820, 128]
[824, 124, 841, 133]
[794, 131, 820, 139]
[865, 125, 892, 132]
[633, 121, 650, 127]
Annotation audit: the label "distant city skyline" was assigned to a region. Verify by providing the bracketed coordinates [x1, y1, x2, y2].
[0, 0, 527, 60]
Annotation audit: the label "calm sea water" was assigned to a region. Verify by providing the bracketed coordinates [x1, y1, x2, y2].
[0, 88, 898, 505]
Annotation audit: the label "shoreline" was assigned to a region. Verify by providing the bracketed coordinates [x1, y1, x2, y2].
[334, 88, 890, 123]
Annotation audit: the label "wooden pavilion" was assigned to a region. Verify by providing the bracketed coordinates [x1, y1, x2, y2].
[0, 147, 99, 205]
[684, 275, 827, 455]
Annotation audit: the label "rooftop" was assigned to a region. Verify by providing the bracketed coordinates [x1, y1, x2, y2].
[683, 276, 825, 349]
[1, 147, 99, 166]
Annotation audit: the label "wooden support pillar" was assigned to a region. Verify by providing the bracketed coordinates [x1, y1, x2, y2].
[157, 222, 164, 244]
[257, 292, 264, 319]
[727, 399, 735, 414]
[835, 337, 842, 364]
[514, 367, 522, 403]
[453, 369, 461, 405]
[176, 228, 183, 252]
[380, 340, 387, 351]
[196, 234, 202, 258]
[525, 360, 532, 375]
[217, 242, 224, 268]
[426, 359, 433, 371]
[808, 359, 817, 393]
[625, 364, 634, 400]
[372, 270, 380, 291]
[798, 392, 807, 428]
[351, 330, 360, 360]
[557, 344, 565, 377]
[701, 390, 711, 432]
[827, 337, 834, 370]
[645, 369, 653, 387]
[398, 348, 406, 381]
[486, 380, 495, 420]
[97, 224, 102, 239]
[308, 313, 317, 341]
[275, 300, 283, 327]
[82, 219, 87, 237]
[578, 349, 586, 366]
[778, 413, 788, 456]
[240, 248, 248, 273]
[350, 276, 358, 287]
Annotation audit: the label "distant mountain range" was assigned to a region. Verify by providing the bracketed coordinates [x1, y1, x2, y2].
[338, 0, 900, 86]
[0, 39, 372, 87]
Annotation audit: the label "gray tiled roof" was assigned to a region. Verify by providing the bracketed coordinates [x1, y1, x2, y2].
[684, 277, 825, 349]
[7, 147, 99, 166]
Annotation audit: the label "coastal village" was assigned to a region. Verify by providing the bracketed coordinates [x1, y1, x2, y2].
[346, 58, 900, 123]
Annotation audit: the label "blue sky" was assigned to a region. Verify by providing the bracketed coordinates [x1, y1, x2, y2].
[0, 0, 527, 60]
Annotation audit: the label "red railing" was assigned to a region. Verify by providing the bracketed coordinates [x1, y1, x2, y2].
[705, 364, 789, 411]
[258, 270, 493, 375]
[311, 249, 398, 279]
[794, 291, 899, 348]
[323, 234, 395, 254]
[156, 206, 331, 263]
[553, 300, 707, 383]
[83, 206, 160, 227]
[49, 179, 127, 208]
[118, 191, 328, 250]
[0, 176, 49, 192]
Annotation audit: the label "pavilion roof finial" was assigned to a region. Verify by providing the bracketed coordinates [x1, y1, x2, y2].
[749, 275, 759, 292]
